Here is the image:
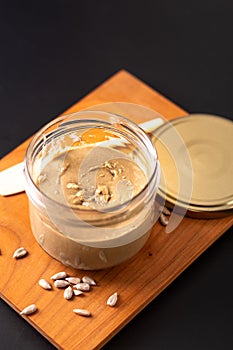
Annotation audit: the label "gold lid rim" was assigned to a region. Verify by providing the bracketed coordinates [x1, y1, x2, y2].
[154, 114, 233, 219]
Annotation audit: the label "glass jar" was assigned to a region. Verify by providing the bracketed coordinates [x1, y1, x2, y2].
[23, 110, 160, 270]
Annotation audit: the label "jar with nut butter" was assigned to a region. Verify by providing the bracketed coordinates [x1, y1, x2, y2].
[24, 110, 160, 270]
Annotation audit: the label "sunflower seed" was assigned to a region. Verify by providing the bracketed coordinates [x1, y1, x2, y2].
[50, 271, 67, 280]
[72, 197, 83, 205]
[20, 304, 37, 315]
[65, 277, 81, 284]
[159, 213, 169, 226]
[82, 276, 96, 286]
[60, 163, 70, 175]
[39, 278, 52, 290]
[66, 182, 79, 189]
[95, 184, 110, 204]
[107, 292, 118, 307]
[64, 286, 73, 300]
[74, 282, 91, 292]
[159, 206, 171, 216]
[99, 250, 108, 263]
[13, 247, 28, 259]
[73, 308, 91, 317]
[54, 279, 70, 288]
[73, 289, 84, 296]
[37, 173, 47, 183]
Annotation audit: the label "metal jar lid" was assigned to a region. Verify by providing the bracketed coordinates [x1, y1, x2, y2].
[152, 114, 233, 218]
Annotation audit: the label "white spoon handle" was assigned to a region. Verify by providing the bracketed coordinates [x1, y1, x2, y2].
[0, 161, 25, 196]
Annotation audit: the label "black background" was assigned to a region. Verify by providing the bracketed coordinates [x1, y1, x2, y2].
[0, 1, 232, 349]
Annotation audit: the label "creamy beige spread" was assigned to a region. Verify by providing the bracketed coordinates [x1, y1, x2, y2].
[37, 146, 147, 209]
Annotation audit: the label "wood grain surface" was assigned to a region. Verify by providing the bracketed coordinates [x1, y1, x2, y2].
[0, 70, 232, 350]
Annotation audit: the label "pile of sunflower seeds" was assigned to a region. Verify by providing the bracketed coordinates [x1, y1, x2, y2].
[11, 248, 119, 317]
[19, 268, 118, 317]
[47, 271, 96, 309]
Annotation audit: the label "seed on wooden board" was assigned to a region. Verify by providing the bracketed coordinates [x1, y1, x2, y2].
[65, 277, 81, 284]
[50, 271, 68, 280]
[73, 289, 84, 296]
[39, 278, 52, 290]
[163, 207, 171, 216]
[54, 279, 70, 288]
[20, 304, 37, 315]
[64, 286, 73, 300]
[107, 292, 118, 307]
[74, 282, 91, 292]
[159, 213, 169, 226]
[159, 206, 171, 216]
[13, 247, 28, 259]
[73, 308, 91, 317]
[82, 276, 96, 286]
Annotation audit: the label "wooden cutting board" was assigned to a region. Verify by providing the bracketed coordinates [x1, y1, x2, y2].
[0, 70, 232, 350]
